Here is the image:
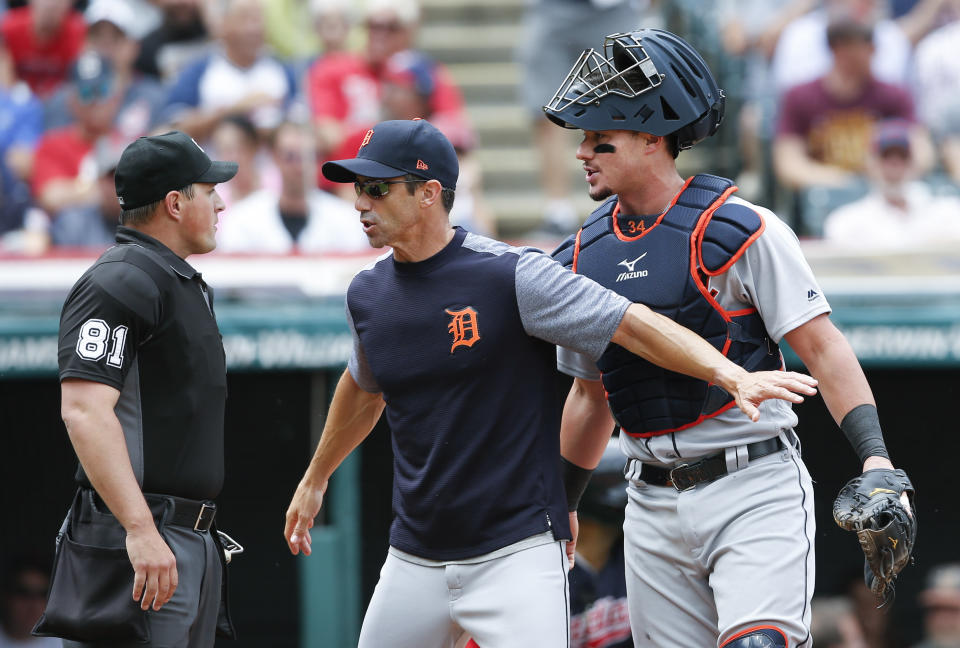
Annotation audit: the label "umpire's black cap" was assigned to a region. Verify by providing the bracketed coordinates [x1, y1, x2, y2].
[115, 131, 238, 210]
[322, 119, 458, 190]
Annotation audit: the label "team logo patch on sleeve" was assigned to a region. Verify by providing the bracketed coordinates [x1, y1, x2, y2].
[445, 306, 481, 353]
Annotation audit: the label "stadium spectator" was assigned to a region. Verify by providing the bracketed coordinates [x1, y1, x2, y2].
[46, 136, 124, 248]
[0, 44, 42, 240]
[164, 0, 296, 138]
[516, 0, 662, 236]
[310, 0, 353, 56]
[133, 0, 211, 82]
[209, 114, 263, 209]
[770, 0, 951, 94]
[773, 18, 930, 192]
[31, 52, 122, 235]
[215, 120, 367, 254]
[823, 119, 960, 247]
[718, 0, 817, 202]
[809, 596, 868, 648]
[0, 0, 85, 98]
[44, 0, 165, 139]
[912, 13, 960, 184]
[306, 0, 466, 159]
[0, 555, 60, 647]
[914, 563, 960, 648]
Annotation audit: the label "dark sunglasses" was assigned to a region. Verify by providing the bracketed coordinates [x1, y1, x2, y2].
[354, 179, 422, 199]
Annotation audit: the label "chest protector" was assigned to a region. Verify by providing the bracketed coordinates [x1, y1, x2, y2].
[552, 174, 782, 437]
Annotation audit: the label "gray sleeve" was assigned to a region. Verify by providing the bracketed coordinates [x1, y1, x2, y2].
[557, 346, 602, 380]
[345, 298, 381, 393]
[732, 209, 832, 342]
[515, 250, 631, 361]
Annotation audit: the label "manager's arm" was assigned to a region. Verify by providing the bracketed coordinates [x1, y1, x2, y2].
[284, 369, 386, 555]
[612, 303, 817, 421]
[60, 378, 177, 611]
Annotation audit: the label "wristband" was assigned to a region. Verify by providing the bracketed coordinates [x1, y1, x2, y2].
[840, 404, 890, 464]
[560, 456, 594, 512]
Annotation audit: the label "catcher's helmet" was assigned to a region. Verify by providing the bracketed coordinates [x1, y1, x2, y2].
[579, 438, 628, 526]
[542, 29, 725, 150]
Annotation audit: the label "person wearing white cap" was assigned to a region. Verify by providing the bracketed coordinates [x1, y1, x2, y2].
[43, 0, 165, 138]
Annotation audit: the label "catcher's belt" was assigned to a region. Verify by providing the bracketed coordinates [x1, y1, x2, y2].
[631, 437, 784, 491]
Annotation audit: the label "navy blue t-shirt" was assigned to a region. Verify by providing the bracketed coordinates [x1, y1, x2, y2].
[347, 228, 630, 560]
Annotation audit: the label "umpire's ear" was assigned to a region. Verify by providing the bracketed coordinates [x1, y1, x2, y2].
[164, 189, 187, 221]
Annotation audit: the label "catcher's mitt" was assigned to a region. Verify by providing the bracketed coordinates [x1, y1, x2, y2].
[833, 468, 917, 605]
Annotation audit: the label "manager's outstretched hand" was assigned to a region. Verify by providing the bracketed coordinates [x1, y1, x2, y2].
[731, 370, 818, 421]
[284, 477, 327, 556]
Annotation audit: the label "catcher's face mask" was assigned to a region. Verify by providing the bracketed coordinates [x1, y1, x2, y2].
[543, 33, 664, 118]
[542, 29, 725, 150]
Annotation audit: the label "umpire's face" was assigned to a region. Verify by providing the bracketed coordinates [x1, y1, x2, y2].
[179, 182, 226, 255]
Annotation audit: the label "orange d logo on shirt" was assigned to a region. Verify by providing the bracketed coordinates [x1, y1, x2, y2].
[445, 307, 481, 353]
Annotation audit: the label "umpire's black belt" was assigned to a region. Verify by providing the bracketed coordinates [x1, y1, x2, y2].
[155, 494, 216, 532]
[636, 437, 785, 492]
[94, 491, 216, 532]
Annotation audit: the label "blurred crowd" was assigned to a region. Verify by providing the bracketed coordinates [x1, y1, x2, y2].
[0, 0, 488, 256]
[0, 0, 959, 255]
[714, 0, 960, 244]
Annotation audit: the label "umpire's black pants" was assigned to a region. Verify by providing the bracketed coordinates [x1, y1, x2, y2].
[62, 524, 222, 648]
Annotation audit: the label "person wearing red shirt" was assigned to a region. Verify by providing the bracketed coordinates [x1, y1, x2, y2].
[0, 0, 86, 98]
[306, 0, 465, 160]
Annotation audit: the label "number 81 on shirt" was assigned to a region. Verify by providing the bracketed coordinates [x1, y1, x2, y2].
[75, 319, 128, 368]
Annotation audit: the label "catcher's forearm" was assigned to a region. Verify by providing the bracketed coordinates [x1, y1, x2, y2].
[840, 404, 889, 464]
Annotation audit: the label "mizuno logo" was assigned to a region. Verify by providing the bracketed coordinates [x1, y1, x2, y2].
[616, 253, 649, 283]
[807, 289, 819, 301]
[618, 253, 647, 272]
[868, 488, 896, 498]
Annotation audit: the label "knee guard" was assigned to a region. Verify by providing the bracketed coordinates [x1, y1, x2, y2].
[721, 627, 787, 648]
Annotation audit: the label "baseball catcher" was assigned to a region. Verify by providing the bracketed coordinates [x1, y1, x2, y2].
[833, 467, 916, 605]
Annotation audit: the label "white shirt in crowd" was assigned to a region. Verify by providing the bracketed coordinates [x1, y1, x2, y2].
[824, 182, 960, 248]
[216, 188, 370, 254]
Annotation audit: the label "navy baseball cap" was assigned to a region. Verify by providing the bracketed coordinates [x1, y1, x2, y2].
[322, 119, 458, 190]
[873, 119, 911, 154]
[115, 131, 238, 210]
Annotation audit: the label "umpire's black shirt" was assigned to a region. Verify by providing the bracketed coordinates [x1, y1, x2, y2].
[58, 227, 227, 500]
